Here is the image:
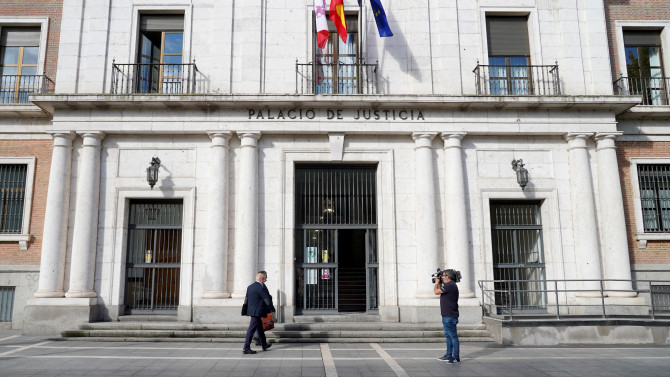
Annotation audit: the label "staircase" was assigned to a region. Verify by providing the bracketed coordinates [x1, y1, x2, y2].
[338, 268, 366, 311]
[59, 314, 494, 343]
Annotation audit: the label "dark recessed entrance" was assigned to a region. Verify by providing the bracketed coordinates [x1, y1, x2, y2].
[294, 165, 378, 314]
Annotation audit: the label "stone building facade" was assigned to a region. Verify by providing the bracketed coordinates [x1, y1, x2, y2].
[0, 0, 660, 337]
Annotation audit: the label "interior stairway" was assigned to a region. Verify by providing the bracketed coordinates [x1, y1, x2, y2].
[59, 314, 494, 343]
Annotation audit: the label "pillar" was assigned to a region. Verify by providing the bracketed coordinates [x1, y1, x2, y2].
[66, 132, 104, 298]
[202, 132, 232, 298]
[564, 133, 603, 296]
[595, 133, 635, 297]
[412, 132, 439, 298]
[232, 132, 261, 298]
[35, 132, 75, 298]
[441, 132, 474, 298]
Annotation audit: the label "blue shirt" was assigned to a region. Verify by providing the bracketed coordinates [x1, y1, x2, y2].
[440, 281, 459, 318]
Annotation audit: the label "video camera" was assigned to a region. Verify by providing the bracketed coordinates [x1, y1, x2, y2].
[431, 268, 462, 284]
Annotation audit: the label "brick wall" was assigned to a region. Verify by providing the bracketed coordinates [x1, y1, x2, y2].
[0, 0, 63, 81]
[617, 141, 670, 264]
[604, 0, 670, 80]
[0, 140, 52, 264]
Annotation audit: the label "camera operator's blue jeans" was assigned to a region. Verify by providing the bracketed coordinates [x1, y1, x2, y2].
[442, 316, 459, 360]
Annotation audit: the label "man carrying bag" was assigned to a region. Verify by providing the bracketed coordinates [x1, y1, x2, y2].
[241, 270, 275, 354]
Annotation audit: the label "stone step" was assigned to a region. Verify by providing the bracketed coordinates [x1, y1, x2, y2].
[62, 328, 491, 339]
[76, 321, 487, 332]
[55, 336, 496, 343]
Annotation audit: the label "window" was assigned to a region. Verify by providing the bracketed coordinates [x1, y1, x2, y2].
[490, 201, 546, 312]
[137, 15, 184, 94]
[486, 16, 531, 95]
[0, 164, 27, 234]
[0, 27, 40, 104]
[624, 30, 666, 105]
[314, 14, 358, 94]
[0, 286, 15, 322]
[637, 164, 670, 233]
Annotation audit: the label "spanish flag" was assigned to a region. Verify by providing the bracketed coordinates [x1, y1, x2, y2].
[329, 0, 347, 43]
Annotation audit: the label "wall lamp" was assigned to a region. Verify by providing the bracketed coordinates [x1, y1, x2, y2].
[146, 157, 161, 189]
[511, 159, 529, 190]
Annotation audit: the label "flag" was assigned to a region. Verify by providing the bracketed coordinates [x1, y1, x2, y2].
[370, 0, 393, 37]
[314, 0, 329, 49]
[329, 0, 347, 43]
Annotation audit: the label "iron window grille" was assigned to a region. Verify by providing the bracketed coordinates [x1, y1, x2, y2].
[490, 200, 546, 312]
[637, 164, 670, 233]
[0, 164, 27, 234]
[0, 286, 15, 322]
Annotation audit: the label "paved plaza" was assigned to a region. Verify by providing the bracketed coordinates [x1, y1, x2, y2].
[0, 330, 669, 377]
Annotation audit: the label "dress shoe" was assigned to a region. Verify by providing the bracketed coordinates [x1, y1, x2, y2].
[242, 349, 257, 355]
[262, 343, 272, 351]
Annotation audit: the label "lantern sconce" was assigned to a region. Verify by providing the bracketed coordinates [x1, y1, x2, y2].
[146, 157, 161, 189]
[511, 159, 529, 190]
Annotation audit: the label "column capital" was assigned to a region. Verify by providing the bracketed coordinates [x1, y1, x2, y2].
[412, 132, 437, 148]
[441, 132, 466, 148]
[77, 131, 105, 147]
[207, 131, 232, 146]
[564, 132, 592, 149]
[595, 132, 623, 150]
[47, 131, 75, 146]
[237, 131, 261, 147]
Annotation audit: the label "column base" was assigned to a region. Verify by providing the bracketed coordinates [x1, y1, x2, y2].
[459, 289, 476, 299]
[65, 289, 97, 298]
[606, 290, 638, 298]
[33, 289, 65, 298]
[231, 292, 246, 299]
[201, 291, 231, 299]
[23, 297, 98, 335]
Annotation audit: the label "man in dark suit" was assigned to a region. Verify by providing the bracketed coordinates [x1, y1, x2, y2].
[242, 270, 275, 354]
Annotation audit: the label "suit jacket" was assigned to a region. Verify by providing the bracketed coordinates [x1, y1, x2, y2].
[244, 281, 275, 317]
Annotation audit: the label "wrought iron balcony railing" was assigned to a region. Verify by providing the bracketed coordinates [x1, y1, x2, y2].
[614, 76, 670, 106]
[473, 62, 561, 96]
[296, 59, 378, 95]
[111, 61, 199, 95]
[479, 279, 670, 320]
[0, 74, 55, 104]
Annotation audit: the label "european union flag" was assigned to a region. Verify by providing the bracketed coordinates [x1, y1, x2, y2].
[369, 0, 393, 37]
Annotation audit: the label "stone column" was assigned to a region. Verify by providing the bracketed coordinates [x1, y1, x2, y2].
[441, 132, 474, 298]
[35, 132, 75, 298]
[66, 132, 104, 298]
[564, 133, 603, 296]
[412, 132, 439, 298]
[202, 132, 232, 299]
[595, 133, 635, 297]
[232, 132, 261, 298]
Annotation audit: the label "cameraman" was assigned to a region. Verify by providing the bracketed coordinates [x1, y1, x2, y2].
[434, 270, 460, 364]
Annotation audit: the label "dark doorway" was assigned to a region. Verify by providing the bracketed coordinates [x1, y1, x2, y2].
[338, 229, 366, 312]
[124, 199, 183, 314]
[294, 164, 378, 314]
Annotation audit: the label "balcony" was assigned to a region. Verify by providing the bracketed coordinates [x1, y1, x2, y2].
[0, 74, 54, 104]
[473, 63, 561, 96]
[295, 60, 378, 95]
[614, 76, 670, 106]
[111, 62, 199, 95]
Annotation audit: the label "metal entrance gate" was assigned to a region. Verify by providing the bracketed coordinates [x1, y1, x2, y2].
[294, 165, 378, 313]
[491, 200, 546, 312]
[124, 199, 183, 313]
